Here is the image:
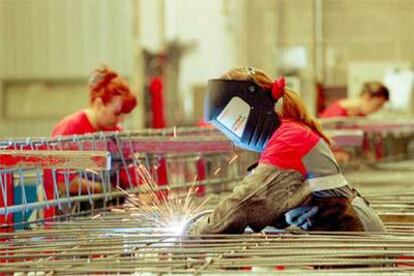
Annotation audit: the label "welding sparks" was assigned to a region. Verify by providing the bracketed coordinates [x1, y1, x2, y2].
[228, 154, 239, 165]
[113, 161, 211, 236]
[213, 167, 221, 175]
[92, 214, 102, 220]
[111, 208, 126, 213]
[164, 218, 187, 235]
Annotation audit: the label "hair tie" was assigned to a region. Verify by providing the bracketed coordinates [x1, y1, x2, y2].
[271, 76, 286, 100]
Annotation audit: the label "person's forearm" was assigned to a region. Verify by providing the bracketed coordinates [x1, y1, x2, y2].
[190, 164, 311, 235]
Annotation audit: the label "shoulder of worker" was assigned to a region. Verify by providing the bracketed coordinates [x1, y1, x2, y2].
[319, 100, 348, 118]
[267, 119, 321, 147]
[51, 110, 88, 136]
[260, 120, 321, 163]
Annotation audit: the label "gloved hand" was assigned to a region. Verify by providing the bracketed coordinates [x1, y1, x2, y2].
[284, 205, 319, 230]
[185, 210, 213, 236]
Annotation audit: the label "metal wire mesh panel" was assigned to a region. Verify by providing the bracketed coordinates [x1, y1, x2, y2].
[0, 129, 257, 229]
[0, 123, 414, 274]
[321, 118, 414, 165]
[1, 210, 413, 274]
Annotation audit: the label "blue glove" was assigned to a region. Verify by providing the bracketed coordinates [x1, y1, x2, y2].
[285, 205, 319, 230]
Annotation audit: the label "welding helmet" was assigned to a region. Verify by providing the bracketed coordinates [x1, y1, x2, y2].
[204, 79, 281, 152]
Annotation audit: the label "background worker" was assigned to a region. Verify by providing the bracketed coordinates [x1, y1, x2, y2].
[52, 65, 137, 136]
[51, 65, 137, 194]
[189, 67, 385, 235]
[320, 82, 389, 118]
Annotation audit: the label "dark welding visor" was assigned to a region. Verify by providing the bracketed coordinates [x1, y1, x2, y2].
[204, 79, 281, 152]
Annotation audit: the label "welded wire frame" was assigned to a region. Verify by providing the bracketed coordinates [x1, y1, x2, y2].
[0, 132, 257, 228]
[1, 157, 414, 274]
[320, 119, 414, 169]
[0, 151, 112, 229]
[0, 208, 413, 274]
[1, 122, 413, 228]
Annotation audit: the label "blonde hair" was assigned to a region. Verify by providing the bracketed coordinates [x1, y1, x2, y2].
[222, 67, 331, 145]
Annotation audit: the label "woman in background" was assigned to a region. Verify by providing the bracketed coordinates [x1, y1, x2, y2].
[52, 66, 137, 136]
[52, 65, 137, 194]
[319, 82, 389, 118]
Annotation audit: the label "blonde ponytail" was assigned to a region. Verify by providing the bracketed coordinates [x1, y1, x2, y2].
[282, 89, 331, 145]
[222, 67, 331, 145]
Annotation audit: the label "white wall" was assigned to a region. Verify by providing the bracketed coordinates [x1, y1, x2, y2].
[177, 1, 233, 117]
[0, 0, 138, 138]
[169, 0, 245, 121]
[137, 0, 245, 123]
[139, 0, 164, 52]
[0, 0, 134, 79]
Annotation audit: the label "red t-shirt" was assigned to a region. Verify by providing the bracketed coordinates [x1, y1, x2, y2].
[49, 111, 125, 191]
[259, 120, 321, 176]
[319, 101, 348, 118]
[52, 110, 121, 137]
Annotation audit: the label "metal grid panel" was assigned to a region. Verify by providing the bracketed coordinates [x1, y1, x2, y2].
[0, 129, 257, 228]
[1, 121, 414, 227]
[1, 210, 413, 274]
[1, 165, 413, 274]
[0, 124, 414, 274]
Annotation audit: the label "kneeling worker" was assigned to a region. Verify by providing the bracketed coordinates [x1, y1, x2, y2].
[189, 67, 385, 235]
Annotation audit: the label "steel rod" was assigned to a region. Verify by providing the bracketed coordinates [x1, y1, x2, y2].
[0, 150, 111, 170]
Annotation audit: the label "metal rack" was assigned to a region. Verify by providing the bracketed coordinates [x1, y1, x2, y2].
[1, 120, 414, 228]
[321, 118, 414, 163]
[2, 167, 414, 274]
[0, 211, 413, 274]
[0, 129, 257, 229]
[0, 122, 414, 274]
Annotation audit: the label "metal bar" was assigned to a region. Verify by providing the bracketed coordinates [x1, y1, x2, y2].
[3, 128, 400, 153]
[0, 150, 111, 170]
[326, 129, 364, 147]
[321, 118, 414, 134]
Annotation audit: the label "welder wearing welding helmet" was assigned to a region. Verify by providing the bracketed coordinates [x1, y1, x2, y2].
[189, 67, 385, 235]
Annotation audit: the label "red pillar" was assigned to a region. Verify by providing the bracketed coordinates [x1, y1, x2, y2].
[149, 76, 166, 129]
[43, 169, 56, 220]
[0, 173, 14, 232]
